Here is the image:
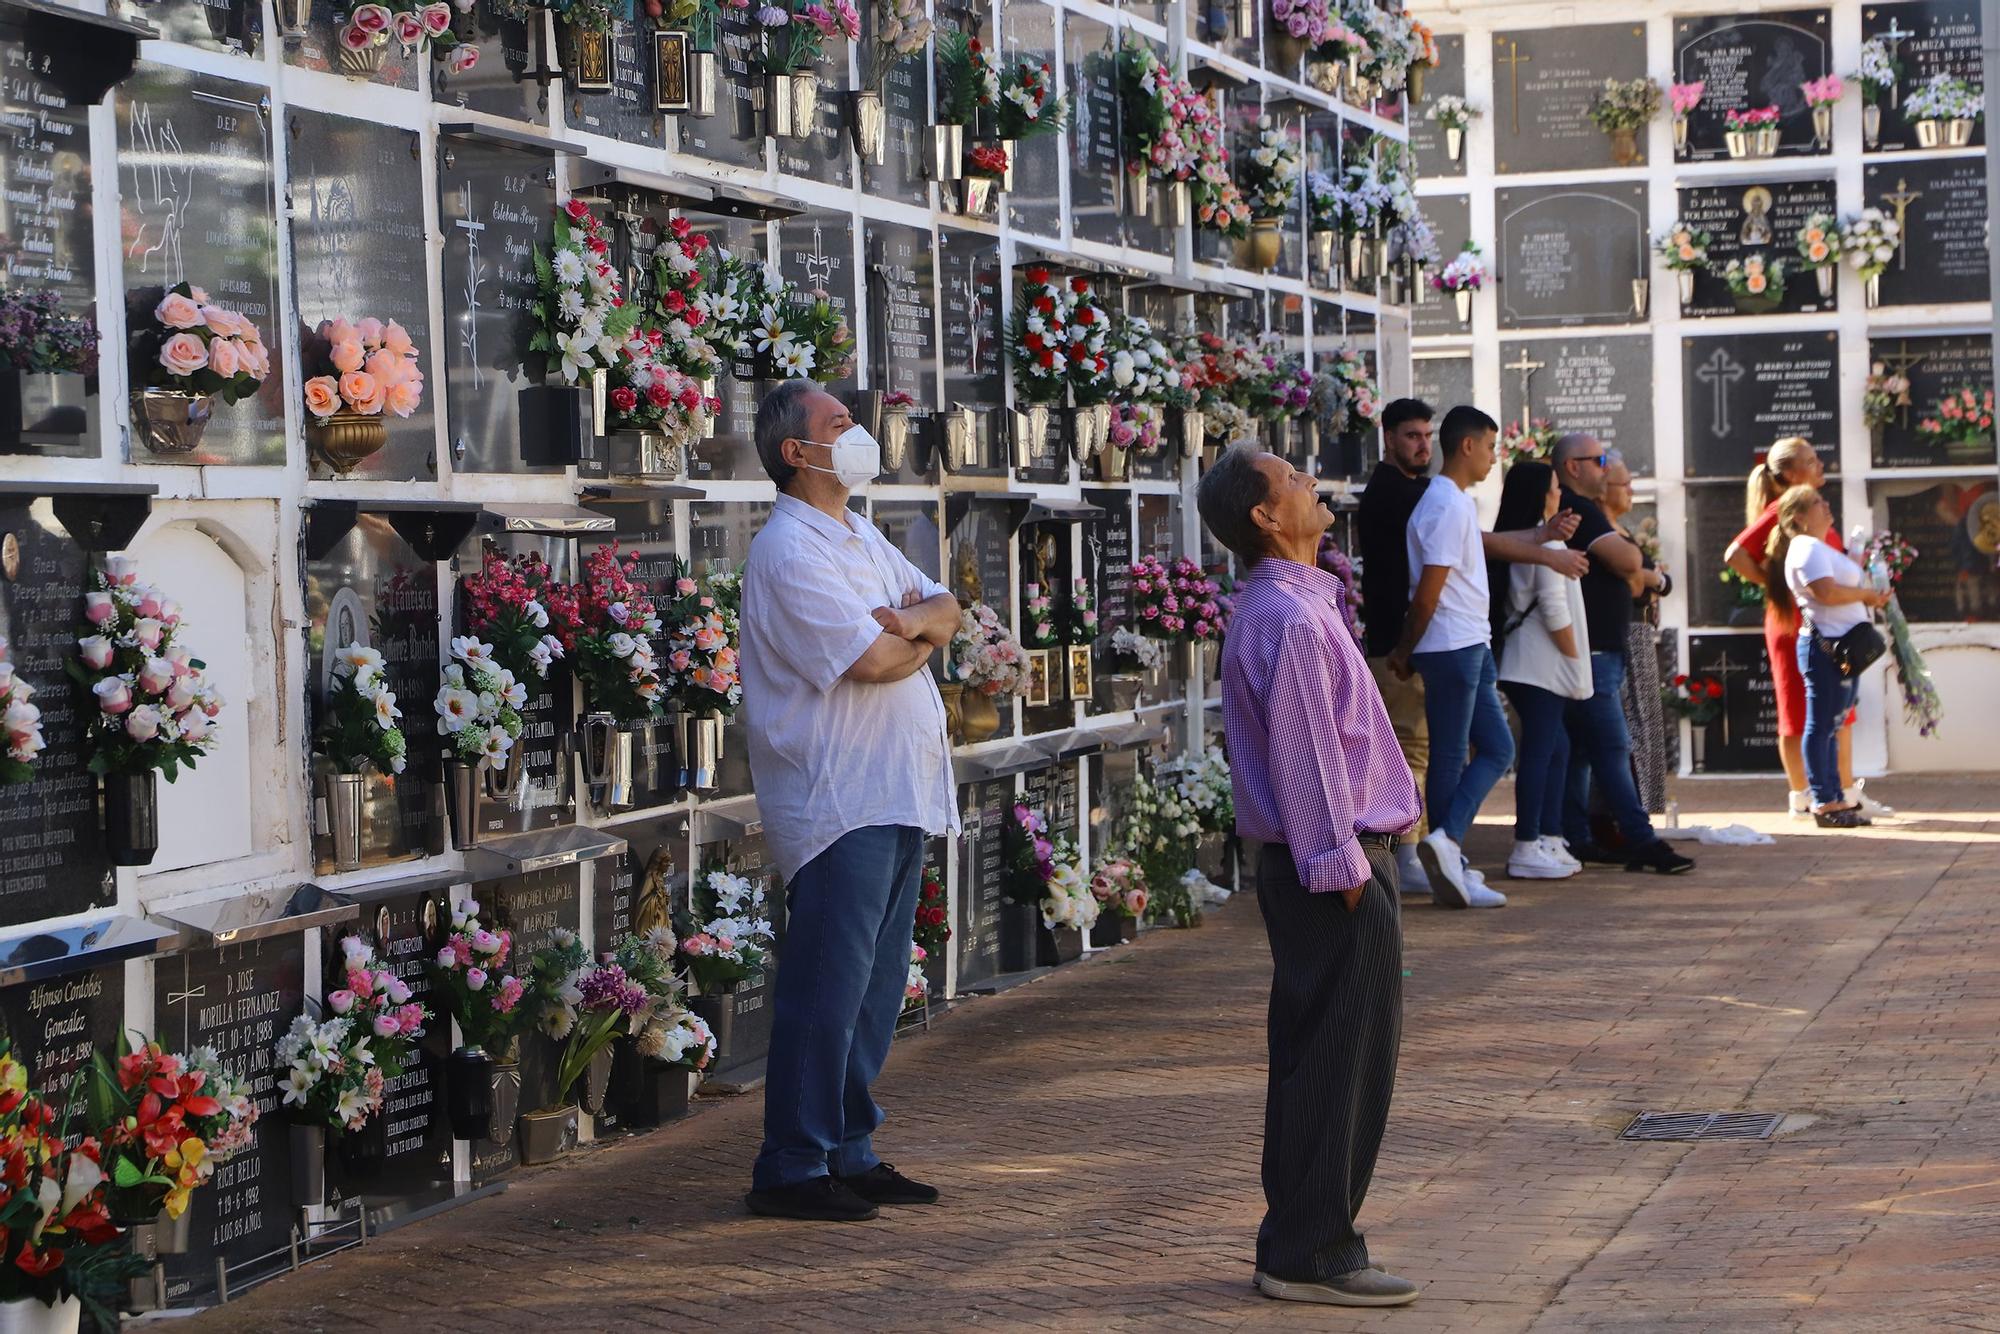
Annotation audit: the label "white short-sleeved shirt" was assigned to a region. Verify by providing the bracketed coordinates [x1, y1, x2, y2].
[1785, 533, 1869, 637]
[741, 493, 960, 880]
[1405, 478, 1491, 653]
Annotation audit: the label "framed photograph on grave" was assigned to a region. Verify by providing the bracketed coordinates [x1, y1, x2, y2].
[1672, 10, 1834, 163]
[1865, 160, 1991, 308]
[1867, 333, 1996, 469]
[1067, 645, 1093, 702]
[1497, 336, 1655, 477]
[1681, 330, 1839, 478]
[1675, 178, 1839, 319]
[1490, 24, 1647, 175]
[1024, 649, 1054, 706]
[1495, 183, 1648, 330]
[1871, 477, 2000, 622]
[1863, 3, 1985, 154]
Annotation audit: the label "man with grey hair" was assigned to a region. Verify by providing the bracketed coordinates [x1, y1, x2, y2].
[1553, 433, 1692, 875]
[740, 379, 964, 1221]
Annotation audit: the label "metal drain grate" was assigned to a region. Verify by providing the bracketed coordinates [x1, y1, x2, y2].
[1620, 1111, 1783, 1142]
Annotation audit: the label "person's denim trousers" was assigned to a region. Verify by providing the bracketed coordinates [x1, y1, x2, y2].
[1796, 633, 1858, 806]
[1411, 643, 1515, 844]
[1562, 652, 1658, 852]
[1500, 681, 1570, 842]
[752, 824, 924, 1191]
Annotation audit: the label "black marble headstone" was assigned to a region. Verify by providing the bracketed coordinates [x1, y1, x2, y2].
[1003, 2, 1062, 239]
[1411, 355, 1474, 421]
[1065, 13, 1120, 247]
[1495, 182, 1648, 330]
[1673, 10, 1834, 163]
[1081, 486, 1131, 669]
[953, 779, 1009, 989]
[117, 65, 285, 466]
[872, 499, 945, 585]
[865, 220, 939, 408]
[694, 832, 778, 1082]
[1868, 333, 1996, 469]
[567, 18, 664, 147]
[687, 500, 769, 796]
[438, 135, 556, 474]
[1409, 193, 1473, 340]
[859, 29, 929, 207]
[288, 109, 438, 481]
[1882, 478, 2000, 622]
[938, 226, 1003, 415]
[140, 0, 261, 58]
[431, 0, 545, 122]
[578, 500, 682, 811]
[1688, 483, 1773, 628]
[1137, 492, 1182, 560]
[1676, 177, 1839, 318]
[777, 211, 856, 394]
[1864, 2, 1985, 153]
[1409, 33, 1467, 180]
[678, 12, 767, 168]
[1498, 335, 1655, 477]
[0, 963, 119, 1127]
[1681, 329, 1840, 478]
[1490, 23, 1648, 175]
[773, 47, 853, 188]
[1686, 633, 1780, 771]
[679, 217, 767, 481]
[154, 937, 304, 1305]
[1866, 158, 1991, 307]
[283, 0, 420, 87]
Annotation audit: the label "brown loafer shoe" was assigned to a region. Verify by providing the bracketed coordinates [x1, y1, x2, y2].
[1255, 1267, 1420, 1306]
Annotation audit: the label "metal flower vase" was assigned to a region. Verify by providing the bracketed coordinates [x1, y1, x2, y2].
[517, 1105, 577, 1165]
[1309, 228, 1336, 281]
[1725, 128, 1750, 158]
[1948, 117, 1976, 146]
[0, 1296, 82, 1334]
[941, 405, 978, 470]
[881, 408, 910, 471]
[848, 89, 886, 164]
[1243, 217, 1282, 272]
[766, 71, 817, 139]
[1346, 232, 1374, 284]
[322, 771, 366, 873]
[1150, 178, 1189, 228]
[1096, 439, 1130, 481]
[929, 123, 964, 180]
[1176, 406, 1206, 458]
[579, 1046, 615, 1116]
[104, 770, 158, 867]
[691, 991, 736, 1068]
[275, 0, 311, 39]
[582, 713, 636, 812]
[131, 389, 214, 456]
[690, 711, 724, 789]
[487, 1056, 521, 1147]
[443, 758, 482, 850]
[1231, 0, 1253, 38]
[288, 1121, 325, 1209]
[1816, 266, 1835, 299]
[1863, 103, 1881, 147]
[1126, 171, 1151, 219]
[445, 1046, 495, 1141]
[338, 37, 387, 76]
[688, 49, 720, 117]
[307, 409, 387, 473]
[1915, 118, 1943, 148]
[1631, 278, 1649, 318]
[1865, 272, 1882, 308]
[1454, 287, 1473, 325]
[1753, 125, 1780, 156]
[1812, 103, 1833, 149]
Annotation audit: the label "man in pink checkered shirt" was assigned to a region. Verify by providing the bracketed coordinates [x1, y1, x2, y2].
[1196, 446, 1423, 1309]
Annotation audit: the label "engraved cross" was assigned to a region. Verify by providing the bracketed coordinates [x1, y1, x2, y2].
[1695, 348, 1745, 436]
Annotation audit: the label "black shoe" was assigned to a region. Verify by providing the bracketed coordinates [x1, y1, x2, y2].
[1814, 807, 1871, 828]
[1569, 842, 1626, 866]
[835, 1162, 940, 1206]
[1626, 841, 1695, 875]
[745, 1175, 880, 1221]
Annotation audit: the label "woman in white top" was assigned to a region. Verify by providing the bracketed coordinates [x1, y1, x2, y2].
[1765, 485, 1890, 828]
[1490, 462, 1591, 879]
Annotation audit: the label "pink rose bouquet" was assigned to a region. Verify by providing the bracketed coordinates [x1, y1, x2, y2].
[67, 555, 221, 781]
[140, 282, 267, 405]
[337, 0, 476, 74]
[0, 640, 45, 785]
[1088, 854, 1149, 920]
[303, 315, 425, 422]
[428, 898, 531, 1053]
[660, 560, 742, 718]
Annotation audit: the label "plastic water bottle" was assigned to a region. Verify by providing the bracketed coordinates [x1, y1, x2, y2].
[1665, 800, 1680, 830]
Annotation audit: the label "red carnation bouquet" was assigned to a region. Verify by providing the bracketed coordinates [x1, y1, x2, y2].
[1661, 673, 1725, 724]
[912, 865, 950, 952]
[1006, 266, 1075, 405]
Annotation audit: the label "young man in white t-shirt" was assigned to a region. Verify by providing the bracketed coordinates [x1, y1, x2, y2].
[1387, 406, 1513, 908]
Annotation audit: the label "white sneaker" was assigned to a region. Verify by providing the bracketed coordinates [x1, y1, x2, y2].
[1417, 830, 1469, 908]
[1852, 781, 1896, 819]
[1507, 840, 1574, 879]
[1394, 843, 1431, 895]
[1788, 789, 1811, 820]
[1465, 882, 1508, 908]
[1538, 836, 1582, 871]
[1462, 862, 1489, 889]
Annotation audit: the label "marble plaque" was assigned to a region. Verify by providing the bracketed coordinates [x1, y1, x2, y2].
[567, 18, 664, 147]
[1003, 2, 1061, 239]
[865, 220, 939, 408]
[1681, 329, 1840, 478]
[0, 504, 111, 926]
[1082, 487, 1131, 674]
[1688, 482, 1775, 628]
[860, 29, 929, 207]
[778, 211, 857, 395]
[1411, 354, 1474, 421]
[0, 964, 120, 1109]
[438, 135, 557, 474]
[463, 536, 575, 833]
[953, 779, 1008, 989]
[1879, 478, 2000, 622]
[154, 937, 303, 1305]
[432, 1, 545, 122]
[1864, 2, 1985, 153]
[1866, 158, 1991, 307]
[289, 109, 438, 480]
[579, 502, 681, 810]
[140, 0, 261, 58]
[937, 226, 1003, 414]
[680, 217, 768, 481]
[1676, 176, 1839, 319]
[1673, 10, 1833, 163]
[284, 0, 420, 87]
[1686, 633, 1780, 771]
[774, 52, 852, 187]
[118, 66, 285, 466]
[694, 832, 778, 1080]
[1408, 33, 1467, 179]
[0, 27, 96, 309]
[1868, 333, 1997, 468]
[688, 500, 769, 796]
[1410, 193, 1473, 340]
[679, 12, 768, 169]
[466, 867, 578, 1180]
[1491, 24, 1647, 175]
[872, 500, 945, 585]
[1065, 12, 1120, 247]
[1498, 335, 1655, 477]
[1495, 183, 1648, 330]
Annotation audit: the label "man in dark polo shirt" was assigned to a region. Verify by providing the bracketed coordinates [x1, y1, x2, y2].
[1357, 399, 1587, 895]
[1553, 433, 1693, 876]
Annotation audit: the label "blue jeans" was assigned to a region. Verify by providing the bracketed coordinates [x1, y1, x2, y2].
[1797, 633, 1858, 806]
[752, 824, 924, 1190]
[1562, 652, 1659, 853]
[1411, 644, 1515, 844]
[1500, 681, 1570, 842]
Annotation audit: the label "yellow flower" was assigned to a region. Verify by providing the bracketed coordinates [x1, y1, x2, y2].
[161, 1137, 208, 1219]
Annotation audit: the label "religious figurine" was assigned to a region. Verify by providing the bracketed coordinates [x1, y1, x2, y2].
[1740, 187, 1775, 247]
[1031, 529, 1059, 592]
[954, 541, 982, 604]
[633, 845, 678, 940]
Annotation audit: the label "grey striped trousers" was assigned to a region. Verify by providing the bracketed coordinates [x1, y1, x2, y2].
[1252, 835, 1403, 1280]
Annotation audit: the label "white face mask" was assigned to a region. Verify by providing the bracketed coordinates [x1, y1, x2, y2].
[796, 424, 881, 488]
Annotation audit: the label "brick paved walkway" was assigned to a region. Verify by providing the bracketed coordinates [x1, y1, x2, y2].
[187, 777, 2000, 1333]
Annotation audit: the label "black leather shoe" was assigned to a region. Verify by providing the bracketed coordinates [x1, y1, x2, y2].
[1626, 841, 1695, 875]
[745, 1176, 880, 1221]
[1568, 842, 1626, 866]
[836, 1162, 940, 1205]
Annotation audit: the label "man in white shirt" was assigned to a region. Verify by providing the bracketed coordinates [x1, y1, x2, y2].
[741, 380, 962, 1223]
[1387, 406, 1512, 909]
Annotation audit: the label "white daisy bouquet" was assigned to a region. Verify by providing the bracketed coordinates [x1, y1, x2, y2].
[1007, 265, 1076, 405]
[68, 556, 222, 781]
[531, 199, 639, 384]
[316, 642, 407, 777]
[0, 640, 44, 785]
[432, 636, 526, 768]
[1841, 208, 1901, 282]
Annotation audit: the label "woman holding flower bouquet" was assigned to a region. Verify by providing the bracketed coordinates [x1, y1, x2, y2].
[740, 380, 961, 1223]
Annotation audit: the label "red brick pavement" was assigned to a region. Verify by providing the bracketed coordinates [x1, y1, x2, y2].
[185, 777, 2000, 1333]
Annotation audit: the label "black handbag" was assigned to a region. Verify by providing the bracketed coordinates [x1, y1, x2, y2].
[1817, 621, 1887, 679]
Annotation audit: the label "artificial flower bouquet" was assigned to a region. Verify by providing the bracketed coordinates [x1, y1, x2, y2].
[0, 285, 97, 377]
[1088, 853, 1149, 921]
[1854, 39, 1897, 105]
[1236, 338, 1311, 424]
[1723, 253, 1788, 304]
[903, 943, 929, 1010]
[547, 544, 666, 723]
[1117, 40, 1194, 188]
[317, 642, 408, 777]
[302, 316, 425, 427]
[1065, 276, 1114, 406]
[607, 928, 716, 1070]
[647, 217, 722, 380]
[1430, 244, 1486, 294]
[88, 1037, 257, 1224]
[136, 282, 269, 406]
[1163, 748, 1233, 836]
[609, 327, 711, 440]
[327, 935, 430, 1085]
[1240, 118, 1303, 219]
[1840, 208, 1901, 282]
[1670, 80, 1704, 119]
[1310, 343, 1380, 438]
[434, 635, 527, 770]
[913, 864, 951, 953]
[1795, 212, 1842, 274]
[1588, 76, 1663, 132]
[1499, 417, 1560, 467]
[1008, 266, 1076, 404]
[69, 556, 222, 780]
[1660, 673, 1725, 725]
[935, 28, 998, 126]
[1425, 93, 1478, 132]
[1109, 315, 1180, 404]
[759, 0, 860, 75]
[1108, 625, 1167, 674]
[1905, 72, 1983, 125]
[334, 1, 476, 73]
[659, 559, 743, 717]
[0, 642, 42, 785]
[676, 867, 775, 994]
[1916, 386, 1996, 451]
[459, 548, 566, 686]
[429, 898, 531, 1053]
[528, 932, 648, 1109]
[946, 602, 1032, 698]
[1861, 530, 1941, 737]
[1123, 766, 1202, 925]
[996, 54, 1070, 139]
[762, 285, 857, 382]
[1653, 221, 1711, 271]
[531, 200, 638, 385]
[1801, 74, 1844, 110]
[1724, 105, 1781, 134]
[278, 936, 428, 1134]
[1065, 578, 1099, 645]
[862, 0, 931, 90]
[1861, 361, 1912, 431]
[1129, 554, 1219, 641]
[1023, 582, 1058, 648]
[1006, 802, 1093, 932]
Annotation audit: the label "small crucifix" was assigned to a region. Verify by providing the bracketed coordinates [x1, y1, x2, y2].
[1882, 339, 1928, 428]
[1497, 39, 1531, 135]
[1503, 345, 1545, 431]
[1880, 177, 1922, 271]
[1880, 18, 1915, 109]
[452, 180, 487, 388]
